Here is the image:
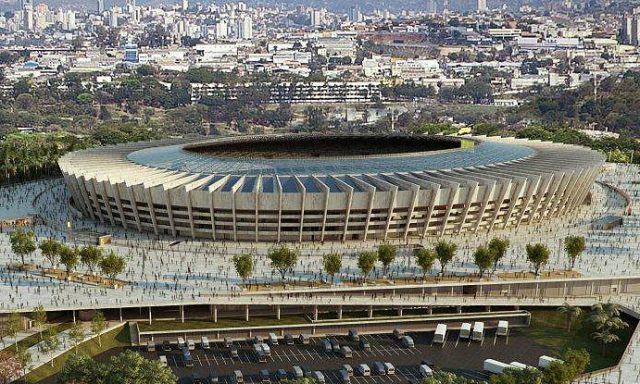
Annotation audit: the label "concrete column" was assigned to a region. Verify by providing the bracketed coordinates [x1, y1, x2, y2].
[213, 305, 218, 323]
[338, 306, 343, 320]
[485, 305, 491, 312]
[456, 306, 462, 314]
[368, 305, 373, 318]
[276, 305, 281, 320]
[72, 310, 76, 323]
[180, 305, 185, 323]
[427, 306, 433, 315]
[397, 307, 403, 317]
[313, 305, 318, 321]
[119, 307, 123, 321]
[245, 305, 250, 322]
[148, 307, 152, 325]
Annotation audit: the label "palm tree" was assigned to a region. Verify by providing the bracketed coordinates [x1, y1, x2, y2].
[557, 303, 582, 332]
[592, 330, 620, 356]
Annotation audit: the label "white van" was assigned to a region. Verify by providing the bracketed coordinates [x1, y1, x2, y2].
[146, 341, 156, 352]
[339, 369, 351, 384]
[384, 363, 395, 375]
[484, 359, 510, 374]
[178, 337, 186, 349]
[159, 355, 168, 367]
[471, 322, 484, 342]
[201, 336, 210, 350]
[340, 346, 353, 358]
[268, 333, 278, 345]
[233, 370, 244, 384]
[496, 320, 509, 336]
[419, 364, 433, 377]
[187, 339, 196, 351]
[357, 364, 371, 376]
[433, 324, 447, 344]
[459, 322, 472, 339]
[538, 355, 563, 369]
[313, 371, 325, 384]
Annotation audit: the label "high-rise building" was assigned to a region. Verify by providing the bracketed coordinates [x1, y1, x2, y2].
[97, 0, 104, 13]
[348, 6, 362, 22]
[477, 0, 488, 12]
[215, 19, 228, 39]
[310, 9, 323, 26]
[182, 0, 189, 11]
[236, 15, 253, 39]
[124, 43, 139, 63]
[623, 13, 640, 45]
[427, 0, 437, 13]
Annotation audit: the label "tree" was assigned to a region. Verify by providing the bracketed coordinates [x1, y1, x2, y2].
[68, 322, 85, 354]
[473, 245, 493, 278]
[488, 237, 510, 273]
[99, 252, 126, 286]
[322, 254, 342, 284]
[42, 327, 61, 367]
[267, 246, 299, 283]
[9, 229, 36, 267]
[57, 353, 100, 384]
[377, 244, 396, 276]
[39, 238, 61, 268]
[414, 248, 436, 280]
[91, 311, 107, 347]
[434, 240, 457, 274]
[59, 245, 79, 278]
[564, 235, 586, 270]
[5, 312, 21, 351]
[103, 350, 177, 384]
[525, 243, 550, 277]
[0, 351, 22, 384]
[592, 330, 620, 356]
[232, 254, 254, 285]
[490, 367, 542, 384]
[557, 303, 582, 332]
[33, 304, 47, 342]
[357, 251, 378, 283]
[79, 246, 103, 274]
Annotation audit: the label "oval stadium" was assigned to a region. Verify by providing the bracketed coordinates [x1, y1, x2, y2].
[58, 134, 604, 242]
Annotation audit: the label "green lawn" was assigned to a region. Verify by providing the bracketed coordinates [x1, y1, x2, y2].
[1, 323, 73, 354]
[24, 325, 130, 383]
[137, 315, 310, 332]
[521, 310, 635, 371]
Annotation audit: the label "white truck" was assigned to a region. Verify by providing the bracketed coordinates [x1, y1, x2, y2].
[484, 359, 511, 374]
[433, 323, 447, 344]
[459, 322, 472, 339]
[471, 322, 484, 342]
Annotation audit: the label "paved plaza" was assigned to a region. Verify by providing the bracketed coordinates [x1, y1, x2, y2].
[3, 164, 640, 382]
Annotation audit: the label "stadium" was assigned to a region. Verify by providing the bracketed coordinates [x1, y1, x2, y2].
[58, 134, 604, 242]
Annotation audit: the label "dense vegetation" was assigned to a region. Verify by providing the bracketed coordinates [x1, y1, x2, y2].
[515, 70, 640, 135]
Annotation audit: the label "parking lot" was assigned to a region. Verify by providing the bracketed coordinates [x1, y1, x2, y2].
[138, 327, 551, 384]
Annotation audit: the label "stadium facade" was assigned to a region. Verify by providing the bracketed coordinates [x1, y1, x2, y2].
[58, 134, 604, 242]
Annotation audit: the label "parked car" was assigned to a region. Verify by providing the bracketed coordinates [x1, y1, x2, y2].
[359, 338, 371, 351]
[268, 333, 279, 346]
[284, 334, 294, 345]
[201, 336, 211, 350]
[276, 369, 288, 380]
[329, 338, 340, 352]
[312, 371, 325, 384]
[162, 340, 171, 351]
[259, 369, 271, 383]
[348, 329, 359, 342]
[230, 347, 239, 358]
[340, 346, 353, 358]
[342, 364, 354, 377]
[292, 366, 304, 378]
[159, 355, 167, 367]
[373, 361, 386, 375]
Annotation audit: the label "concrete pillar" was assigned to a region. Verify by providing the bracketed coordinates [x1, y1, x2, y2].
[119, 307, 123, 321]
[397, 307, 403, 317]
[72, 310, 76, 323]
[485, 305, 491, 312]
[338, 306, 343, 320]
[180, 305, 185, 323]
[245, 305, 250, 322]
[148, 307, 152, 325]
[368, 305, 373, 318]
[456, 306, 462, 314]
[427, 306, 433, 315]
[276, 305, 281, 320]
[313, 305, 318, 321]
[210, 305, 218, 323]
